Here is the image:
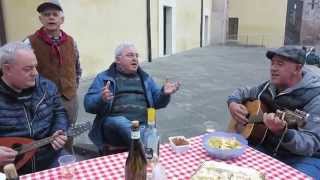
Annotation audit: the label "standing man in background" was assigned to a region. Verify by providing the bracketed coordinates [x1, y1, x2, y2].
[24, 0, 81, 152]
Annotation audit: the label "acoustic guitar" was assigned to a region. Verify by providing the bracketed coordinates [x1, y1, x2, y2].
[228, 100, 307, 145]
[0, 121, 91, 170]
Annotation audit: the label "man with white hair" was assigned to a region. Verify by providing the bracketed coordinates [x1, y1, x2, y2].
[24, 0, 81, 152]
[84, 43, 180, 153]
[0, 42, 68, 174]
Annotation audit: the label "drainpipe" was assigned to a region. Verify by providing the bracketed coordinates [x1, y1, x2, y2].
[146, 0, 152, 62]
[0, 0, 7, 45]
[200, 0, 203, 47]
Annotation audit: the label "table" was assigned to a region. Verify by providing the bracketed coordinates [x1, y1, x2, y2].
[20, 135, 311, 180]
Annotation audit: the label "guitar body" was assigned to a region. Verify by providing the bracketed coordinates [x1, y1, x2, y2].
[228, 100, 269, 145]
[0, 137, 37, 170]
[0, 121, 91, 170]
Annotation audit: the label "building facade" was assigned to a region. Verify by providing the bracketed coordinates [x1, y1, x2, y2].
[228, 0, 288, 47]
[0, 0, 213, 78]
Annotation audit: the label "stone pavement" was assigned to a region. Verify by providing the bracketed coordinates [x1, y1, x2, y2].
[73, 45, 320, 158]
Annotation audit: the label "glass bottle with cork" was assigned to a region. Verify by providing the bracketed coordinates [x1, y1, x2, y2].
[125, 120, 147, 180]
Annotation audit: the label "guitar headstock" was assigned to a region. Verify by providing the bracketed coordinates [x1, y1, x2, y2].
[67, 121, 91, 137]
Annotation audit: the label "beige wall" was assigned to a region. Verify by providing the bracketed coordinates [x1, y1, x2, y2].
[175, 0, 201, 51]
[175, 0, 212, 51]
[2, 0, 212, 78]
[228, 0, 288, 47]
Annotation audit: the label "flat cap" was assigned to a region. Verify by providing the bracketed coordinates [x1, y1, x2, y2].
[37, 0, 63, 13]
[266, 46, 306, 64]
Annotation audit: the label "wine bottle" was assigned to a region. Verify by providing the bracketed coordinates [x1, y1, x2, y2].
[143, 108, 159, 161]
[125, 120, 147, 180]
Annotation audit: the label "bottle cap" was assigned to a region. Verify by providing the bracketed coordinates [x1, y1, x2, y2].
[147, 108, 156, 124]
[132, 120, 139, 128]
[3, 163, 18, 180]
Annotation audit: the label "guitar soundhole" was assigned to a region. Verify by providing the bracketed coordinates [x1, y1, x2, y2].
[12, 143, 24, 164]
[12, 143, 22, 152]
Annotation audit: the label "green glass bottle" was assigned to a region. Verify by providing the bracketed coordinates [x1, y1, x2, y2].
[125, 120, 147, 180]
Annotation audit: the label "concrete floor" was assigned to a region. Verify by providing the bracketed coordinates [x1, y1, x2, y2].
[73, 45, 320, 159]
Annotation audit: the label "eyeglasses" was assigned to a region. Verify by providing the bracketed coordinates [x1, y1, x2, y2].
[124, 53, 139, 58]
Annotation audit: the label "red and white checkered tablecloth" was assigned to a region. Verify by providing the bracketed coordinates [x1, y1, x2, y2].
[20, 135, 311, 180]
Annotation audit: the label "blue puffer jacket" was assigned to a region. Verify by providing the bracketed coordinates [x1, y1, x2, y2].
[84, 63, 170, 150]
[0, 75, 68, 173]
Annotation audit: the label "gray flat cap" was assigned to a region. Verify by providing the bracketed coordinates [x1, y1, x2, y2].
[266, 46, 306, 64]
[37, 0, 63, 12]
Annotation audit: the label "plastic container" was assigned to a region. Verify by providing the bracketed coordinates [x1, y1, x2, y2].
[202, 131, 247, 160]
[168, 136, 190, 154]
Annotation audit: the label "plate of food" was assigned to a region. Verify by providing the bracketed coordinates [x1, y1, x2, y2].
[168, 136, 190, 153]
[191, 161, 265, 180]
[202, 131, 247, 160]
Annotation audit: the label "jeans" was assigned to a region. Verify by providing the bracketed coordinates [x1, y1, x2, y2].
[254, 145, 320, 179]
[103, 116, 146, 147]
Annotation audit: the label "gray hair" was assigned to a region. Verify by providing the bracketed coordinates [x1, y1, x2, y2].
[114, 42, 136, 59]
[0, 42, 32, 70]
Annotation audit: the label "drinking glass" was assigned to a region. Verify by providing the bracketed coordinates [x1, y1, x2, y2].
[58, 155, 76, 179]
[203, 121, 215, 133]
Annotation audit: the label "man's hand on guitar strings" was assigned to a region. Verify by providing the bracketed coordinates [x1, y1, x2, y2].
[50, 130, 68, 150]
[229, 102, 249, 125]
[263, 113, 287, 135]
[0, 146, 17, 166]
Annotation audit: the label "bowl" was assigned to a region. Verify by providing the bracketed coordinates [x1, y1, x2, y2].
[168, 136, 190, 154]
[202, 131, 247, 160]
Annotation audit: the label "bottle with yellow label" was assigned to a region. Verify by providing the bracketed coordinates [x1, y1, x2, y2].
[143, 108, 160, 161]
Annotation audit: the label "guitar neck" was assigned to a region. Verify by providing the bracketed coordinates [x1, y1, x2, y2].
[18, 136, 54, 155]
[17, 121, 91, 155]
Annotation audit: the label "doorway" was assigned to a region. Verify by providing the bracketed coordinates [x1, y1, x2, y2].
[203, 15, 209, 46]
[163, 6, 172, 55]
[159, 0, 175, 57]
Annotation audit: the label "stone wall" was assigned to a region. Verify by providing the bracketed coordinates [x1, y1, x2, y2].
[300, 0, 320, 45]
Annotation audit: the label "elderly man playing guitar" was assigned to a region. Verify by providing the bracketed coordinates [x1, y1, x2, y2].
[0, 42, 68, 175]
[227, 46, 320, 178]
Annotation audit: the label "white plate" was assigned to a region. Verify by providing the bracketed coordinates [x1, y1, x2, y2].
[191, 161, 265, 180]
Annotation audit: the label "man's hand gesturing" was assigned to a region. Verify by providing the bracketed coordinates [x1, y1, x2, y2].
[102, 81, 114, 102]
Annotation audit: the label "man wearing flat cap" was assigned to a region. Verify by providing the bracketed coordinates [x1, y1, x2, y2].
[227, 46, 320, 178]
[24, 0, 81, 152]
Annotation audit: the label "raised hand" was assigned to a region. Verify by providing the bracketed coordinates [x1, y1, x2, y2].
[102, 81, 114, 102]
[51, 130, 68, 150]
[0, 146, 17, 166]
[163, 79, 181, 95]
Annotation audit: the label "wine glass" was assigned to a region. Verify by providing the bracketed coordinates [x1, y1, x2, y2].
[58, 155, 76, 179]
[203, 121, 215, 133]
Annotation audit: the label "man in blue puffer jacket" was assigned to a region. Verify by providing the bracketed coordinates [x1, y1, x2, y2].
[84, 42, 180, 152]
[0, 42, 68, 174]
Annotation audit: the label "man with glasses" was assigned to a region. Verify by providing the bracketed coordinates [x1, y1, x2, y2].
[84, 43, 180, 153]
[24, 0, 81, 152]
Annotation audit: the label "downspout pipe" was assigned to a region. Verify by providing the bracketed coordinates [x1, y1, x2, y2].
[146, 0, 152, 62]
[0, 0, 7, 45]
[200, 0, 203, 47]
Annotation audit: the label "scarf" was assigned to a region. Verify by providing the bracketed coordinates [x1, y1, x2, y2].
[36, 27, 69, 65]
